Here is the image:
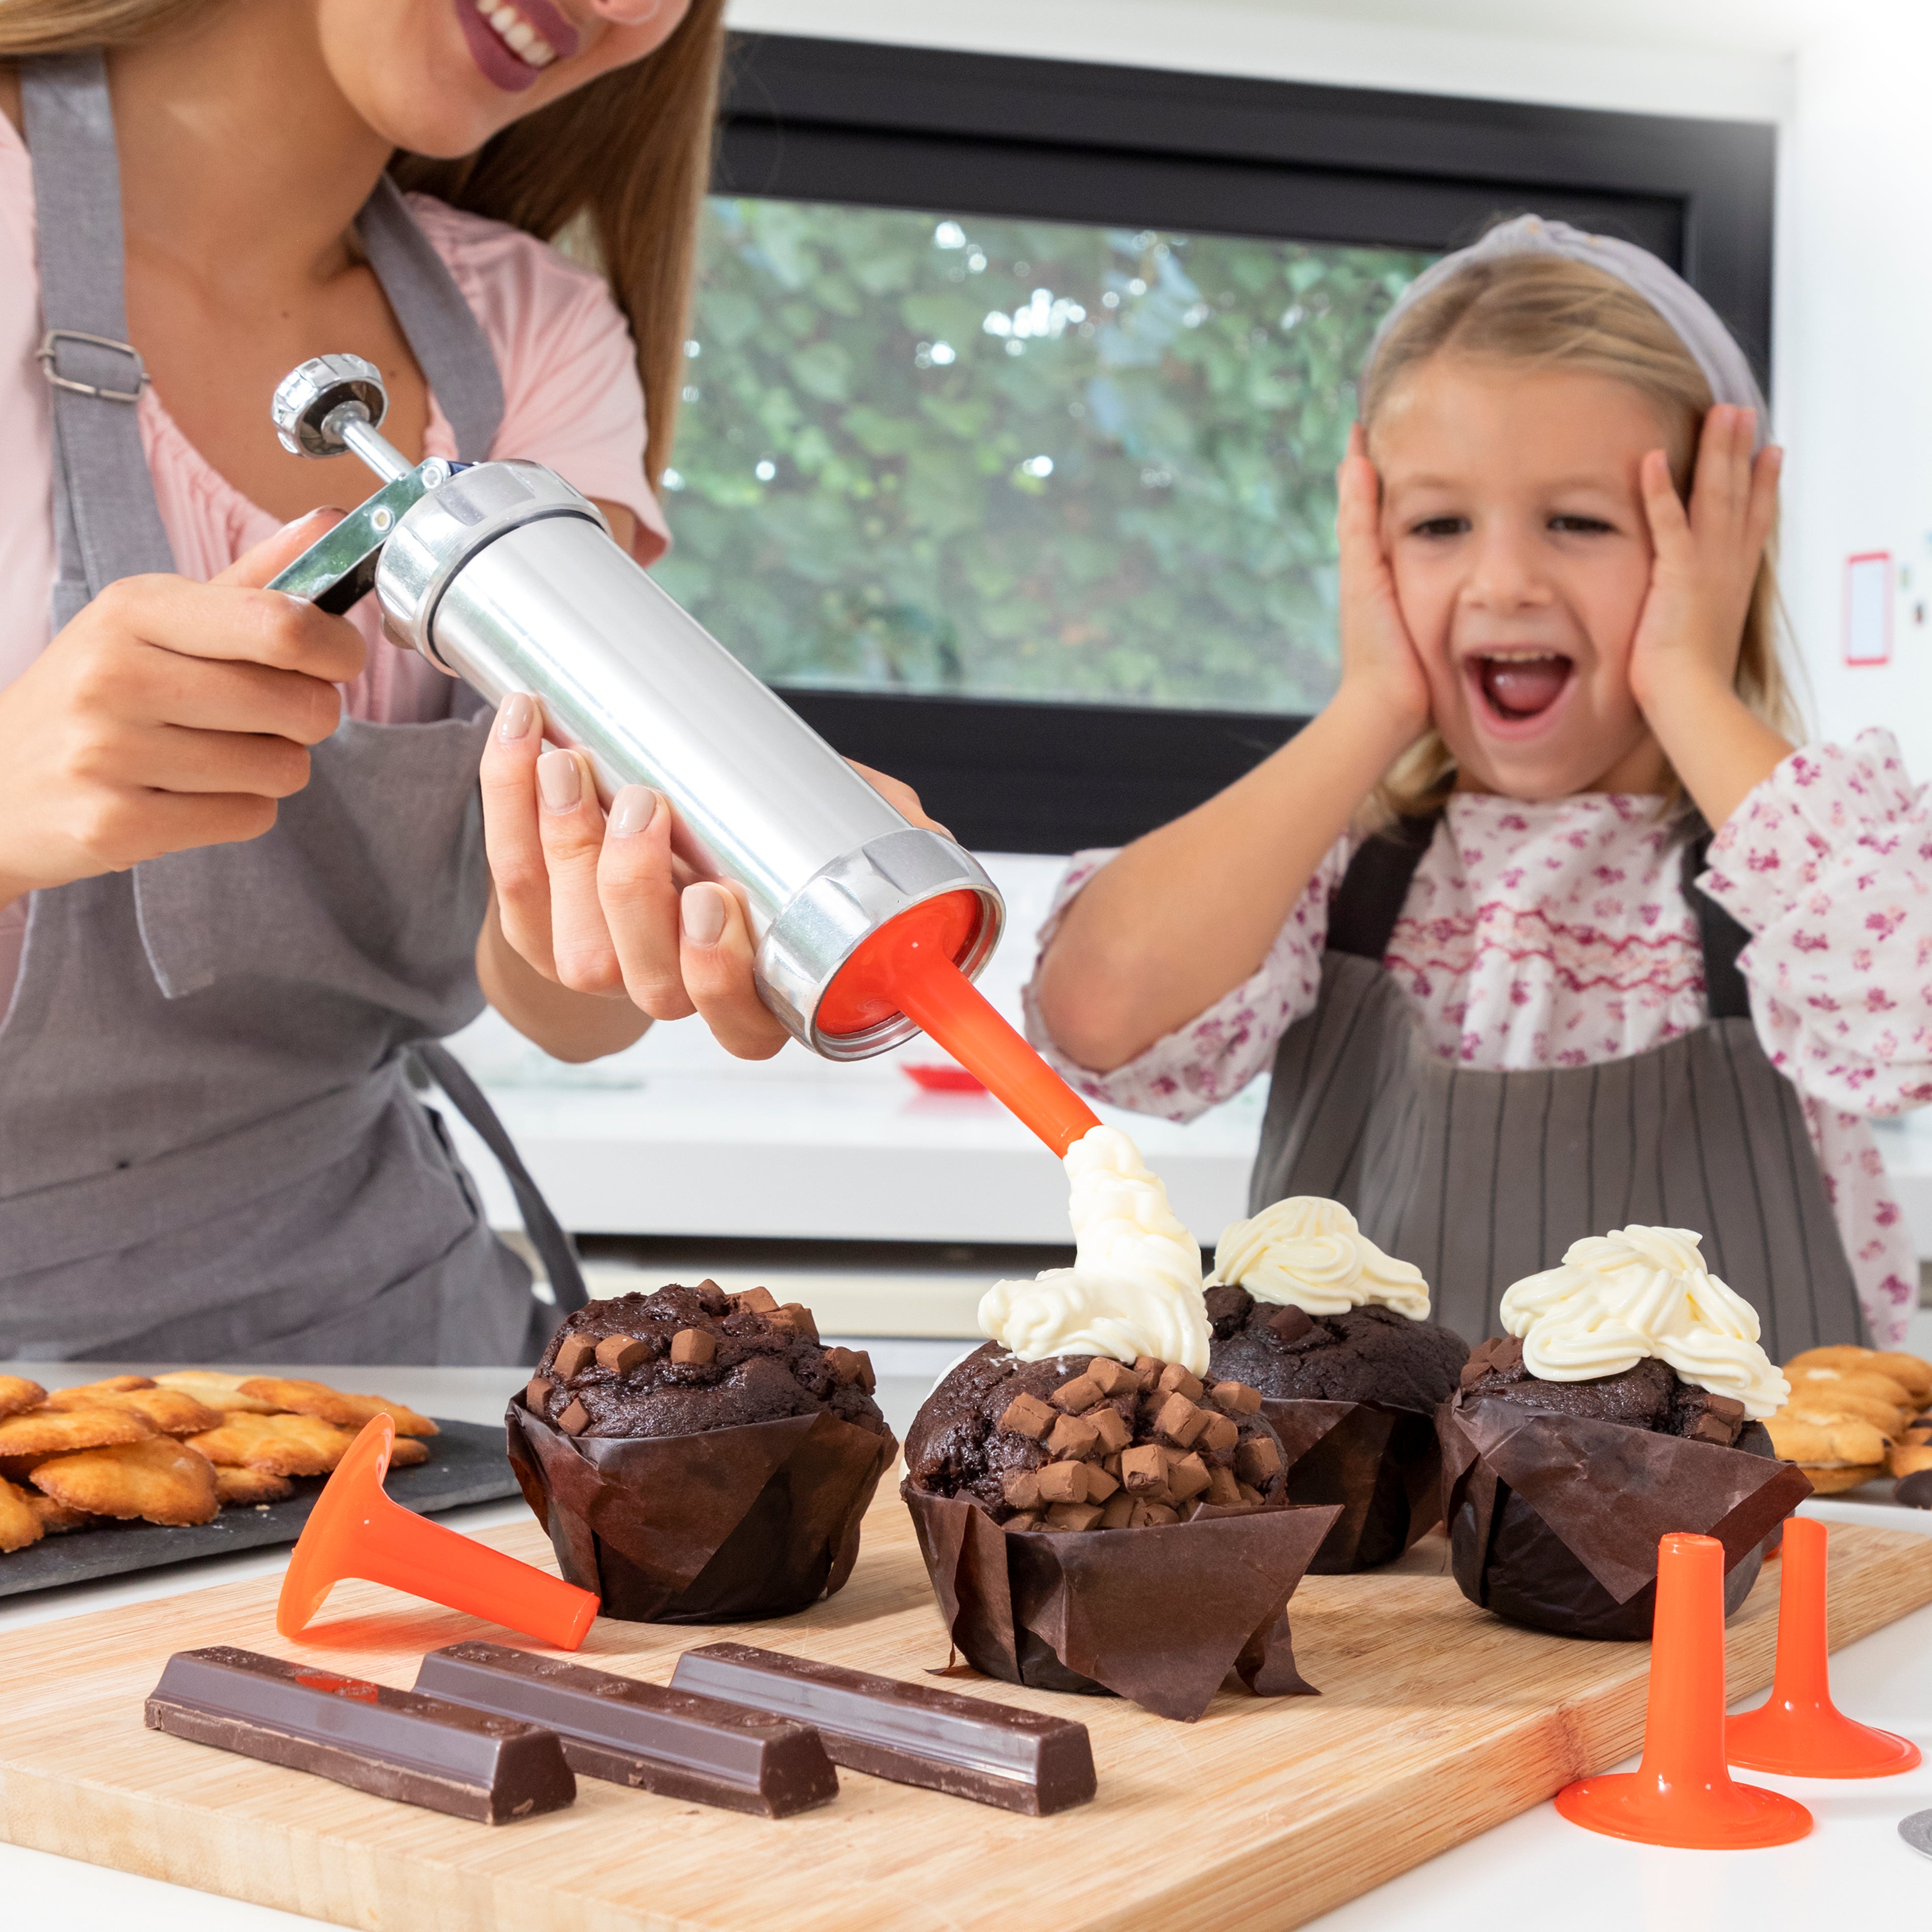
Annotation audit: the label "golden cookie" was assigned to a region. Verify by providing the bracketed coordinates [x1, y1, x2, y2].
[0, 1478, 43, 1553]
[153, 1370, 283, 1415]
[26, 1492, 97, 1535]
[1887, 1442, 1932, 1478]
[185, 1412, 357, 1477]
[42, 1375, 154, 1401]
[1784, 1390, 1907, 1438]
[1786, 1347, 1932, 1407]
[0, 1406, 154, 1456]
[1786, 1363, 1917, 1408]
[237, 1378, 439, 1438]
[1796, 1462, 1886, 1494]
[387, 1436, 430, 1469]
[212, 1464, 294, 1507]
[1766, 1412, 1889, 1467]
[0, 1376, 47, 1420]
[45, 1385, 223, 1436]
[30, 1438, 218, 1527]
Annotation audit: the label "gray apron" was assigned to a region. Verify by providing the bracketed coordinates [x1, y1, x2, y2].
[0, 51, 583, 1363]
[1251, 812, 1870, 1356]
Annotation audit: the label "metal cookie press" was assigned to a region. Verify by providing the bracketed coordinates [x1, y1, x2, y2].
[268, 354, 1098, 1155]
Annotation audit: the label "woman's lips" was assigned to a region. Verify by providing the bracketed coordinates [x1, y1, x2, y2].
[1467, 652, 1576, 736]
[453, 0, 579, 93]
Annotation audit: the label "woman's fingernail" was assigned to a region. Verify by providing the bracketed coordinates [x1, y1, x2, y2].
[498, 692, 537, 743]
[537, 748, 581, 812]
[681, 882, 727, 947]
[610, 784, 658, 837]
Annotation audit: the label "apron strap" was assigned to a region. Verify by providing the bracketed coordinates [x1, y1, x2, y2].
[1325, 814, 1440, 961]
[1681, 829, 1752, 1020]
[22, 49, 177, 627]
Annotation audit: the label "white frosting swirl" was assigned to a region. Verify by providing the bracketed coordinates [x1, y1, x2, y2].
[1212, 1196, 1430, 1319]
[978, 1125, 1210, 1372]
[1497, 1225, 1788, 1418]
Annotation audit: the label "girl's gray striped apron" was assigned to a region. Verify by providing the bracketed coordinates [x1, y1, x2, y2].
[0, 52, 583, 1363]
[1251, 811, 1870, 1356]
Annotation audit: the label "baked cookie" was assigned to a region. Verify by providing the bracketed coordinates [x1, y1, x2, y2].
[1796, 1463, 1886, 1494]
[237, 1378, 438, 1438]
[0, 1376, 47, 1420]
[153, 1370, 282, 1416]
[0, 1478, 43, 1553]
[30, 1438, 219, 1526]
[1782, 1387, 1907, 1438]
[45, 1384, 223, 1437]
[26, 1492, 97, 1535]
[0, 1406, 154, 1456]
[185, 1412, 359, 1477]
[1786, 1346, 1932, 1409]
[212, 1464, 294, 1507]
[1887, 1441, 1932, 1479]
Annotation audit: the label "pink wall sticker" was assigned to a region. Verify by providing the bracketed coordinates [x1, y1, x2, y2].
[1844, 551, 1893, 665]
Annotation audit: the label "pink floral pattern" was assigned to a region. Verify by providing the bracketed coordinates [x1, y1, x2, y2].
[1021, 733, 1926, 1347]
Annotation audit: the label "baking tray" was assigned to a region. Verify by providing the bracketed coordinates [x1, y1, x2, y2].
[0, 1418, 518, 1600]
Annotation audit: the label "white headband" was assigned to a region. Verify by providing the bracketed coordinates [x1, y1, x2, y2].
[1369, 214, 1769, 446]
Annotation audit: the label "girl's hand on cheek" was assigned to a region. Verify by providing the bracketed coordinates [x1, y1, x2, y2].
[1335, 425, 1433, 742]
[1628, 404, 1781, 723]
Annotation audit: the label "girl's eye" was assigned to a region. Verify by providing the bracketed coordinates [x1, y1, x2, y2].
[1550, 515, 1614, 535]
[1409, 516, 1468, 539]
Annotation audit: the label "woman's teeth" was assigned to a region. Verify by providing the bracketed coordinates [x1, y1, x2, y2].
[474, 0, 558, 66]
[1476, 651, 1572, 721]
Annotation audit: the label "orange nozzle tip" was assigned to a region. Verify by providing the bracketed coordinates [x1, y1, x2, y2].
[1725, 1517, 1922, 1777]
[275, 1413, 600, 1650]
[1556, 1530, 1812, 1848]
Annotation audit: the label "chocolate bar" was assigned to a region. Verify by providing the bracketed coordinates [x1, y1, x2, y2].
[145, 1647, 575, 1824]
[413, 1641, 838, 1818]
[670, 1642, 1096, 1815]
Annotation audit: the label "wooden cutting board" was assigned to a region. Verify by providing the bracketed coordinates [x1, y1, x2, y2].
[2, 1497, 1928, 1932]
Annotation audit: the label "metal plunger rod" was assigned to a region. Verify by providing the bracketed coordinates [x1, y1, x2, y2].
[325, 402, 414, 484]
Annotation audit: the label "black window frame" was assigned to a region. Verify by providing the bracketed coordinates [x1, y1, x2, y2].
[706, 32, 1776, 855]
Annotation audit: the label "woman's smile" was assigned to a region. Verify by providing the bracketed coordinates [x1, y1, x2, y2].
[455, 0, 579, 90]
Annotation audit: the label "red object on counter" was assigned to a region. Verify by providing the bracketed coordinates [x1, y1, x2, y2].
[819, 890, 1100, 1157]
[277, 1416, 597, 1651]
[1555, 1533, 1812, 1848]
[1726, 1516, 1921, 1776]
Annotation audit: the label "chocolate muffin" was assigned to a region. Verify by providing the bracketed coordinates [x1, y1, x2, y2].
[525, 1281, 888, 1442]
[507, 1284, 897, 1623]
[1456, 1336, 1755, 1444]
[906, 1341, 1289, 1531]
[1205, 1289, 1468, 1413]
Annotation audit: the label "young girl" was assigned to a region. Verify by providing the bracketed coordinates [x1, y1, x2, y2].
[1029, 215, 1929, 1355]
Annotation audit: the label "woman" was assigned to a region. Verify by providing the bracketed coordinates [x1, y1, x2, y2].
[0, 0, 909, 1361]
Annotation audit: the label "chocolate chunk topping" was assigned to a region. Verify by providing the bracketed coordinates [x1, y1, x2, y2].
[671, 1328, 717, 1367]
[1267, 1305, 1316, 1346]
[998, 1393, 1055, 1441]
[1045, 1413, 1100, 1459]
[593, 1335, 650, 1374]
[1051, 1374, 1103, 1415]
[732, 1288, 778, 1314]
[557, 1399, 590, 1435]
[552, 1334, 597, 1380]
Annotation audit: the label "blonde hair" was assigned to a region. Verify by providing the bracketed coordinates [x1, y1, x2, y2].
[1358, 250, 1796, 822]
[0, 0, 727, 492]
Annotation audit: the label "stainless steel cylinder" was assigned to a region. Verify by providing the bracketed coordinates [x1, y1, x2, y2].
[372, 462, 1003, 1058]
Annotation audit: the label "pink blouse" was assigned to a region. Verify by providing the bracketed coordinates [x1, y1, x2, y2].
[0, 111, 669, 1001]
[1022, 736, 1930, 1348]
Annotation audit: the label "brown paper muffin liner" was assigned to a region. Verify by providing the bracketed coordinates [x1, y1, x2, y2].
[1438, 1395, 1813, 1641]
[1262, 1397, 1443, 1573]
[904, 1482, 1341, 1721]
[507, 1397, 897, 1623]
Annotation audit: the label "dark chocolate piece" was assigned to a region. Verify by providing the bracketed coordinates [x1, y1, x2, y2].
[1268, 1304, 1316, 1346]
[594, 1334, 651, 1373]
[671, 1641, 1096, 1815]
[1896, 1469, 1932, 1509]
[413, 1642, 837, 1818]
[552, 1333, 597, 1379]
[144, 1647, 575, 1824]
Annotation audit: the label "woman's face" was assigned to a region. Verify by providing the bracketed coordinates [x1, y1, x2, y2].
[1371, 355, 1677, 799]
[314, 0, 694, 155]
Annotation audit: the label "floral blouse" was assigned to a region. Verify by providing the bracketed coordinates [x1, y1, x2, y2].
[1021, 732, 1928, 1347]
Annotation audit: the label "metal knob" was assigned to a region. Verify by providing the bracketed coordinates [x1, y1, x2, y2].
[271, 353, 413, 483]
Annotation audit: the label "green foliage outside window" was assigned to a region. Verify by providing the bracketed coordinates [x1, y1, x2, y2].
[652, 200, 1431, 713]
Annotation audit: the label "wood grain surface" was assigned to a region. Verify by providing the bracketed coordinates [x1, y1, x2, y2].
[1, 1494, 1928, 1932]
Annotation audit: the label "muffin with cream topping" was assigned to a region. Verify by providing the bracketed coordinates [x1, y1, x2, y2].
[1440, 1225, 1809, 1640]
[1204, 1197, 1467, 1570]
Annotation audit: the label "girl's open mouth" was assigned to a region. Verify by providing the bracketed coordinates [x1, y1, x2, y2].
[1472, 651, 1574, 725]
[455, 0, 578, 92]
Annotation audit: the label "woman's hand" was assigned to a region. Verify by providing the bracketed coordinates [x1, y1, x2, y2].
[478, 696, 947, 1061]
[1337, 423, 1434, 743]
[0, 512, 364, 906]
[1629, 404, 1792, 827]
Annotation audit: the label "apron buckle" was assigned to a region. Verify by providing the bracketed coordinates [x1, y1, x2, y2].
[37, 327, 149, 404]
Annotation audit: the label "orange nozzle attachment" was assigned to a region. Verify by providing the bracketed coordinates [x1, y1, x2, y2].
[819, 890, 1102, 1158]
[1726, 1516, 1921, 1777]
[277, 1416, 598, 1651]
[1554, 1533, 1812, 1848]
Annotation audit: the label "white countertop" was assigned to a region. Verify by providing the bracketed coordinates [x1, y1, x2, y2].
[3, 1359, 1929, 1930]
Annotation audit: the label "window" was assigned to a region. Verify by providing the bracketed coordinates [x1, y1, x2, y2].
[664, 35, 1774, 851]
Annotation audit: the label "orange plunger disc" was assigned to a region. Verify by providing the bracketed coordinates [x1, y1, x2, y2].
[1727, 1516, 1921, 1777]
[1555, 1532, 1812, 1849]
[277, 1416, 598, 1650]
[818, 891, 1101, 1158]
